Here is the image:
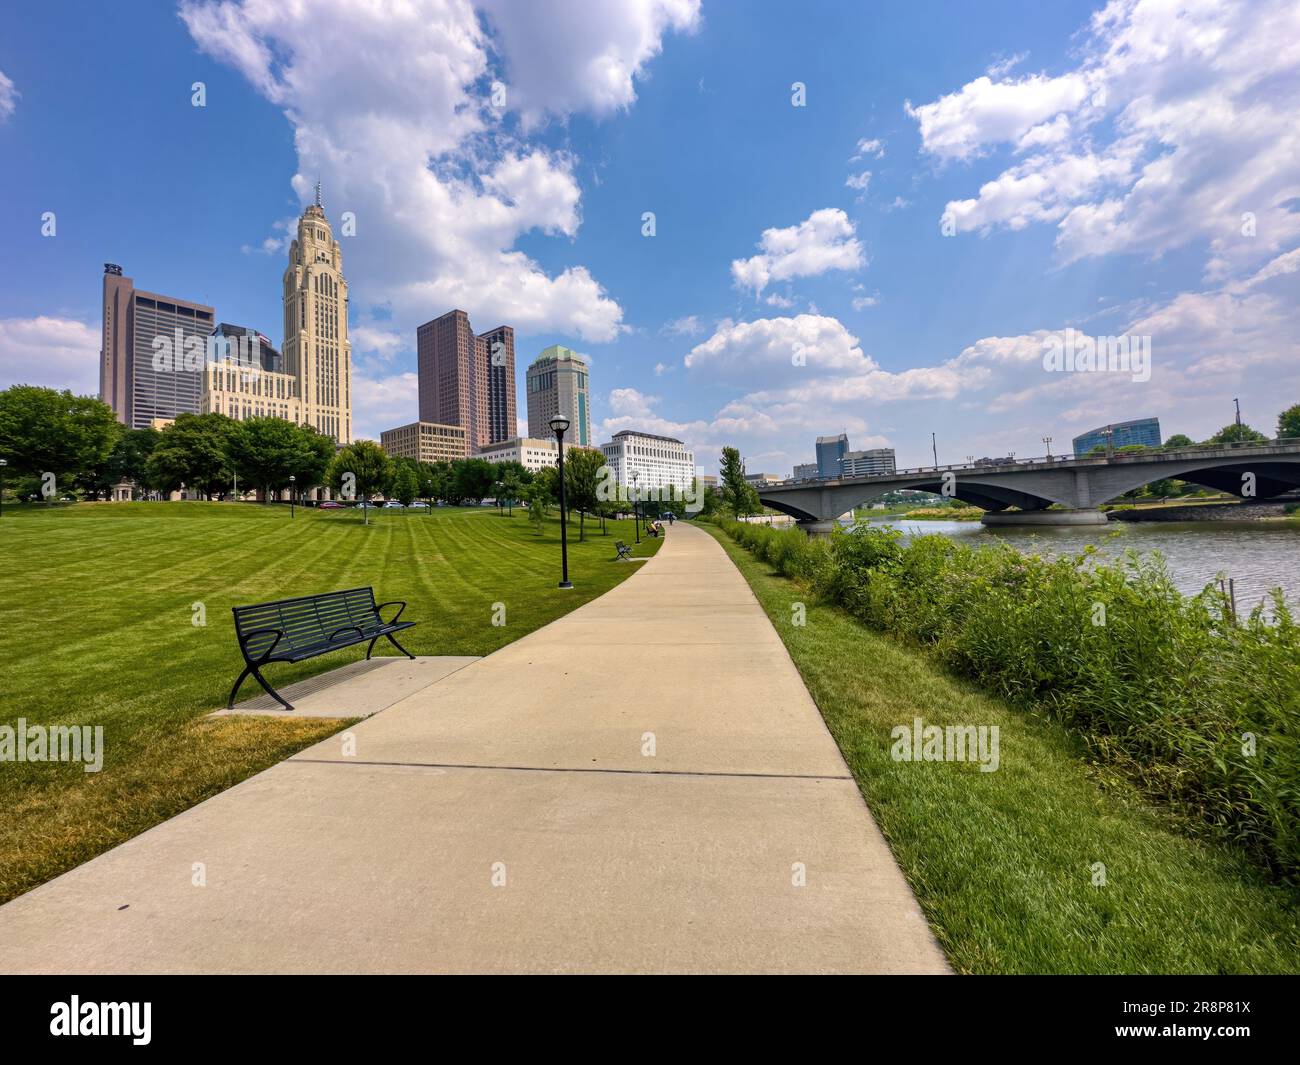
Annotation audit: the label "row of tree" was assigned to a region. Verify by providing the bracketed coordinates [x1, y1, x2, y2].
[0, 384, 705, 539]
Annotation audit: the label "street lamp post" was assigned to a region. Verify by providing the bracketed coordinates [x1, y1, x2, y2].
[289, 475, 296, 519]
[1042, 436, 1053, 459]
[549, 414, 573, 589]
[631, 470, 641, 545]
[0, 458, 6, 518]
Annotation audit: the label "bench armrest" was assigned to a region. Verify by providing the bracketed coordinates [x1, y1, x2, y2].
[329, 625, 364, 642]
[237, 627, 285, 663]
[374, 600, 406, 624]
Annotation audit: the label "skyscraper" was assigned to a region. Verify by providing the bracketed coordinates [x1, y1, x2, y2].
[100, 263, 215, 429]
[526, 344, 591, 447]
[816, 433, 849, 478]
[280, 185, 353, 443]
[417, 309, 516, 451]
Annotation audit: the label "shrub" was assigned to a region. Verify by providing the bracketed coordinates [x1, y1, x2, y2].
[719, 519, 1300, 882]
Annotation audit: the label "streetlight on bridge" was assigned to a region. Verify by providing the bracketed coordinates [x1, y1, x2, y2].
[1043, 436, 1053, 459]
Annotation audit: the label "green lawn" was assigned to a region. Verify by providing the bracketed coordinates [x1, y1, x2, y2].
[703, 523, 1300, 974]
[0, 501, 658, 903]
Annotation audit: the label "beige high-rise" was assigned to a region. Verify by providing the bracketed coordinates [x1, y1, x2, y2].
[201, 188, 353, 444]
[282, 187, 352, 443]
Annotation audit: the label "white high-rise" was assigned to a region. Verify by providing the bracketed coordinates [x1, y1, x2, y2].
[600, 430, 696, 494]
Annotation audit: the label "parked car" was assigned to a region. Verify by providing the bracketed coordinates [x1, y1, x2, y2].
[318, 501, 345, 509]
[355, 501, 378, 509]
[408, 501, 430, 509]
[383, 500, 405, 508]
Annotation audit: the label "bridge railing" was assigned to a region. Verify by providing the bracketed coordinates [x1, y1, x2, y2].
[769, 436, 1300, 487]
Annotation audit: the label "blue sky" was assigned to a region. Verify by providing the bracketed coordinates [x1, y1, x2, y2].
[2, 0, 1298, 475]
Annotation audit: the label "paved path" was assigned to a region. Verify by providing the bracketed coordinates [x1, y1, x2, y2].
[0, 522, 948, 973]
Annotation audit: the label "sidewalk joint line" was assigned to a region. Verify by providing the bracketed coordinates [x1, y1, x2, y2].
[290, 757, 852, 782]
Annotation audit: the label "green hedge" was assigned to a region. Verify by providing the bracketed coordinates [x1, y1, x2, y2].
[716, 518, 1300, 883]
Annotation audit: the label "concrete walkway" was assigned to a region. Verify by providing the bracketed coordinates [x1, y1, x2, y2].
[0, 523, 948, 974]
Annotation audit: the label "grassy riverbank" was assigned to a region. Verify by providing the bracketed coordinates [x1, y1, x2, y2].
[702, 522, 1299, 973]
[0, 502, 658, 903]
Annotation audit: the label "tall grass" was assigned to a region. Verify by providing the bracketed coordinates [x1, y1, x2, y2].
[715, 518, 1300, 883]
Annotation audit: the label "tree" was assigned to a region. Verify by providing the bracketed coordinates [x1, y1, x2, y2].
[1278, 404, 1300, 440]
[225, 417, 324, 501]
[293, 425, 337, 494]
[563, 446, 606, 541]
[1208, 423, 1267, 445]
[391, 461, 419, 505]
[453, 458, 496, 504]
[500, 469, 525, 516]
[78, 426, 159, 499]
[147, 413, 235, 498]
[0, 385, 120, 497]
[328, 440, 392, 525]
[720, 446, 752, 518]
[1163, 433, 1194, 449]
[524, 481, 548, 535]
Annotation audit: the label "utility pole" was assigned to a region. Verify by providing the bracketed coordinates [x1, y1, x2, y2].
[931, 432, 938, 468]
[1234, 398, 1242, 427]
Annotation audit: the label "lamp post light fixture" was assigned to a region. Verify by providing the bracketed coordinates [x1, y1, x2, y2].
[631, 470, 641, 545]
[1042, 436, 1053, 459]
[0, 458, 7, 518]
[549, 413, 573, 589]
[289, 475, 296, 519]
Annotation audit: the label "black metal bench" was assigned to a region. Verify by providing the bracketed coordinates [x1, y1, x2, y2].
[228, 587, 416, 710]
[615, 540, 632, 560]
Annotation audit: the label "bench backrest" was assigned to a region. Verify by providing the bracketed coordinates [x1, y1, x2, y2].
[233, 587, 379, 658]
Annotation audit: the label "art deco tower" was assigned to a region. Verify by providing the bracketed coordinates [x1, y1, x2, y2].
[282, 184, 352, 443]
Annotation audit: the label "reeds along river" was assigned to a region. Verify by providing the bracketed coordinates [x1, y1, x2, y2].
[868, 517, 1300, 614]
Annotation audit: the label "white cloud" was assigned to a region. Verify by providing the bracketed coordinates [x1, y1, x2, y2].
[0, 70, 17, 122]
[907, 72, 1090, 161]
[0, 317, 100, 394]
[350, 325, 406, 362]
[477, 0, 700, 128]
[911, 0, 1300, 274]
[764, 292, 795, 308]
[350, 367, 419, 441]
[661, 314, 703, 336]
[686, 314, 875, 384]
[851, 137, 884, 160]
[180, 0, 692, 345]
[845, 170, 872, 193]
[730, 208, 865, 296]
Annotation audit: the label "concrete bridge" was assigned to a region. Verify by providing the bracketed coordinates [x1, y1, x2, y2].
[757, 439, 1300, 530]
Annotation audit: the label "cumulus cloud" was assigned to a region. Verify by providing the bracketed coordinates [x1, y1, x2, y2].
[685, 314, 875, 382]
[910, 0, 1300, 275]
[730, 209, 865, 296]
[180, 1, 694, 345]
[851, 137, 884, 160]
[661, 314, 703, 336]
[0, 317, 100, 393]
[477, 0, 701, 128]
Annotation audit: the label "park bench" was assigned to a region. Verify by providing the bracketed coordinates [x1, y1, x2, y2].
[227, 587, 416, 710]
[615, 540, 633, 560]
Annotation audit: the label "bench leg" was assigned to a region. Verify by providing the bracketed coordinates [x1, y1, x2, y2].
[227, 665, 252, 709]
[245, 663, 294, 710]
[385, 632, 416, 660]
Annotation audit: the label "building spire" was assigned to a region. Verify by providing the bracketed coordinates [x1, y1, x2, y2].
[314, 178, 322, 208]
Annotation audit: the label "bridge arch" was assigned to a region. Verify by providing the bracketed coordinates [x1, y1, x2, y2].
[1092, 460, 1300, 503]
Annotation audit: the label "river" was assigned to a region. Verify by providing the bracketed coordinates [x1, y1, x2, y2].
[865, 517, 1300, 614]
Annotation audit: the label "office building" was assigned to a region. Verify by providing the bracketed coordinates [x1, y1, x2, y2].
[100, 263, 215, 430]
[1072, 417, 1161, 456]
[816, 433, 849, 478]
[200, 191, 354, 443]
[279, 186, 353, 443]
[526, 345, 591, 447]
[479, 436, 558, 473]
[380, 421, 469, 464]
[841, 447, 896, 477]
[744, 472, 783, 485]
[793, 462, 818, 480]
[417, 309, 516, 452]
[600, 430, 696, 494]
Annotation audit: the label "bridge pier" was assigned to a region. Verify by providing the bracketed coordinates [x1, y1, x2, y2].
[796, 519, 841, 537]
[979, 508, 1107, 527]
